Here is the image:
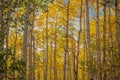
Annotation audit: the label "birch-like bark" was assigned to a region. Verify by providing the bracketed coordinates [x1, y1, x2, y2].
[54, 17, 57, 80]
[33, 36, 36, 80]
[45, 10, 49, 80]
[75, 0, 83, 80]
[103, 1, 107, 80]
[96, 0, 101, 79]
[50, 40, 53, 80]
[108, 2, 113, 79]
[63, 1, 69, 80]
[28, 11, 34, 80]
[115, 0, 120, 56]
[85, 0, 93, 79]
[22, 1, 30, 79]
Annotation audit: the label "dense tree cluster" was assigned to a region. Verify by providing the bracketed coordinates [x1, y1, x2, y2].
[0, 0, 120, 80]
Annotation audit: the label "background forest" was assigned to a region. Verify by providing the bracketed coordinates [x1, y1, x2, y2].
[0, 0, 120, 80]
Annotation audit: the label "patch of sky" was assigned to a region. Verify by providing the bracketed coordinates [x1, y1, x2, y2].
[72, 17, 80, 31]
[89, 6, 95, 19]
[63, 0, 70, 5]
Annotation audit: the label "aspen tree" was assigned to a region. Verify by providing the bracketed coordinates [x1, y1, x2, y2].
[75, 0, 83, 80]
[28, 11, 34, 80]
[85, 0, 93, 79]
[63, 1, 70, 80]
[45, 8, 49, 80]
[115, 0, 120, 56]
[22, 0, 30, 79]
[54, 16, 58, 80]
[103, 0, 107, 79]
[96, 0, 101, 79]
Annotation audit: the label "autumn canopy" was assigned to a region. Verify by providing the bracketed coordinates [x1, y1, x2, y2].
[0, 0, 120, 80]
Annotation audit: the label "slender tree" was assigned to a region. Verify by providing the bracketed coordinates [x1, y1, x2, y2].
[22, 0, 30, 79]
[0, 0, 4, 52]
[50, 39, 53, 80]
[28, 11, 34, 80]
[72, 36, 76, 80]
[42, 30, 45, 80]
[115, 0, 120, 56]
[54, 16, 58, 80]
[45, 9, 49, 80]
[108, 2, 113, 79]
[33, 35, 36, 80]
[63, 1, 70, 80]
[103, 1, 107, 80]
[5, 0, 11, 50]
[96, 0, 101, 80]
[75, 0, 83, 80]
[5, 1, 11, 79]
[82, 12, 86, 80]
[85, 0, 93, 79]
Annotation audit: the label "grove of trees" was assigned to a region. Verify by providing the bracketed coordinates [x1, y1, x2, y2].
[0, 0, 120, 80]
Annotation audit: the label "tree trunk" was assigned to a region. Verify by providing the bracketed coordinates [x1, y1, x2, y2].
[82, 12, 86, 80]
[33, 36, 36, 80]
[6, 5, 10, 50]
[28, 11, 34, 80]
[115, 0, 120, 56]
[96, 0, 101, 80]
[50, 40, 53, 80]
[103, 2, 107, 80]
[63, 1, 69, 80]
[67, 47, 70, 80]
[72, 38, 76, 80]
[5, 1, 11, 79]
[22, 1, 30, 79]
[45, 10, 49, 80]
[108, 3, 113, 79]
[85, 0, 93, 79]
[75, 0, 83, 80]
[42, 30, 45, 80]
[54, 17, 57, 80]
[0, 0, 4, 52]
